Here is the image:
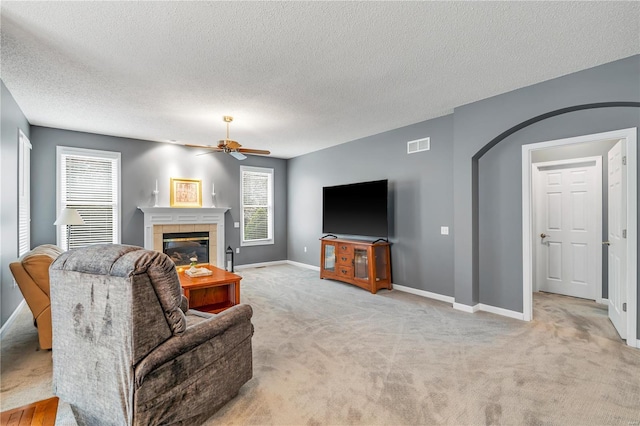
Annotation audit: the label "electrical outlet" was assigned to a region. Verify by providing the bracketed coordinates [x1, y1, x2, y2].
[441, 226, 449, 235]
[235, 247, 240, 254]
[234, 222, 240, 228]
[304, 246, 307, 252]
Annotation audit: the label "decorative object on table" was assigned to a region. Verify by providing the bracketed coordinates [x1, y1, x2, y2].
[189, 257, 198, 271]
[185, 266, 214, 277]
[185, 116, 271, 161]
[153, 179, 159, 207]
[226, 245, 234, 272]
[54, 207, 86, 250]
[170, 177, 202, 207]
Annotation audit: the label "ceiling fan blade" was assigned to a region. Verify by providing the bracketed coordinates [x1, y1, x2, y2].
[237, 148, 271, 155]
[196, 150, 221, 156]
[229, 151, 247, 161]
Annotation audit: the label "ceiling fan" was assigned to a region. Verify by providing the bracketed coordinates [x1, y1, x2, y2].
[187, 116, 271, 160]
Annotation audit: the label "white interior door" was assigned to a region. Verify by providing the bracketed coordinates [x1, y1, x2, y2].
[535, 158, 601, 300]
[607, 140, 627, 339]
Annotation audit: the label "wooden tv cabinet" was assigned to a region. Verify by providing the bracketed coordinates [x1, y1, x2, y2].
[319, 238, 391, 294]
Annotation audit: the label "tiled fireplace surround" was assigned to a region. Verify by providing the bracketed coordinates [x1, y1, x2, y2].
[138, 207, 229, 267]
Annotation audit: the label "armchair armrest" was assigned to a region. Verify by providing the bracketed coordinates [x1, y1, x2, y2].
[134, 304, 253, 386]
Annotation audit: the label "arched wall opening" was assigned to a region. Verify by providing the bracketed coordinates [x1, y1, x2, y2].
[470, 103, 639, 322]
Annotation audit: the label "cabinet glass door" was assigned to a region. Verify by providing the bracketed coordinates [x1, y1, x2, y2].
[374, 246, 388, 281]
[324, 244, 336, 272]
[354, 248, 368, 280]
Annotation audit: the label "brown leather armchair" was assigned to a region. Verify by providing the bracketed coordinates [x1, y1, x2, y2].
[9, 244, 64, 350]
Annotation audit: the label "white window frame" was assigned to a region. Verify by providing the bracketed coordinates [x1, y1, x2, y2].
[56, 146, 121, 249]
[18, 130, 31, 256]
[240, 165, 274, 247]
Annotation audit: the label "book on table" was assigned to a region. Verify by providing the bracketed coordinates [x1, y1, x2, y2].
[185, 267, 213, 277]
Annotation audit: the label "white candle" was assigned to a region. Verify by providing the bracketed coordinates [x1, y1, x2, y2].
[212, 182, 215, 194]
[155, 179, 158, 192]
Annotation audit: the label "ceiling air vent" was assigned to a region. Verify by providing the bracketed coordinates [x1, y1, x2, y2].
[407, 137, 430, 154]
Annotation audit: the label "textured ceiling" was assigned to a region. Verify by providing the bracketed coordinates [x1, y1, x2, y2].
[1, 2, 639, 159]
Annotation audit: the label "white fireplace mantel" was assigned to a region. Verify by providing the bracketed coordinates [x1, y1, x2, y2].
[138, 207, 230, 267]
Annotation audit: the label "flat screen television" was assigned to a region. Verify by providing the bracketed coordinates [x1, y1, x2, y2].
[322, 179, 388, 238]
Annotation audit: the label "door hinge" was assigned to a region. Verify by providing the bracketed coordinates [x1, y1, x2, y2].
[622, 229, 627, 239]
[622, 156, 626, 165]
[622, 303, 627, 312]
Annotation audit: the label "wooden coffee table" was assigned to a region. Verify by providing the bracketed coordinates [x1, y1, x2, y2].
[177, 264, 241, 314]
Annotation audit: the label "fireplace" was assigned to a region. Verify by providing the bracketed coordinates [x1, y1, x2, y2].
[163, 232, 209, 266]
[138, 206, 229, 268]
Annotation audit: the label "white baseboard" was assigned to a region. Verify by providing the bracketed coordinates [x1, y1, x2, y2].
[597, 298, 609, 305]
[236, 260, 322, 271]
[392, 284, 454, 305]
[453, 301, 524, 320]
[286, 260, 320, 271]
[478, 303, 524, 320]
[635, 339, 640, 349]
[453, 302, 479, 313]
[235, 260, 288, 270]
[0, 300, 26, 338]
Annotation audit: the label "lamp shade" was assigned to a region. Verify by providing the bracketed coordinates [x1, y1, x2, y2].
[54, 208, 86, 226]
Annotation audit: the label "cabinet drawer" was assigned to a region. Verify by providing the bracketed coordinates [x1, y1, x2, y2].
[338, 244, 352, 255]
[336, 266, 353, 279]
[336, 254, 353, 266]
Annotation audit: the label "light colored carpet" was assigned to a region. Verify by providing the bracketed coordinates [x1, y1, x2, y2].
[2, 264, 639, 425]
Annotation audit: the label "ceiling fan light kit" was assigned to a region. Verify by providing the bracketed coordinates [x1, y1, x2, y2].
[186, 115, 271, 160]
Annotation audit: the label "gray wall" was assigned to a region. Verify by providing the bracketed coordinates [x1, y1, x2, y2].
[287, 115, 454, 296]
[29, 126, 288, 266]
[1, 80, 31, 326]
[530, 138, 618, 299]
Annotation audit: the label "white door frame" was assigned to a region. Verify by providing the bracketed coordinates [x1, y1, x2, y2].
[522, 128, 637, 348]
[532, 157, 602, 301]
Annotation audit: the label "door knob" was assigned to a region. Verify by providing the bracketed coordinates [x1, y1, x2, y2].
[540, 233, 548, 238]
[602, 241, 610, 246]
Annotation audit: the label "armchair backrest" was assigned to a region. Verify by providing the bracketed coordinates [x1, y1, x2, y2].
[50, 244, 187, 425]
[10, 244, 63, 312]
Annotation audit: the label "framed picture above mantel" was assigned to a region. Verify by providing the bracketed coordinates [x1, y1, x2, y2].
[170, 178, 202, 207]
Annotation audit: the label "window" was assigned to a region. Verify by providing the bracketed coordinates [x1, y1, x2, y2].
[18, 130, 31, 256]
[240, 166, 274, 246]
[57, 146, 121, 250]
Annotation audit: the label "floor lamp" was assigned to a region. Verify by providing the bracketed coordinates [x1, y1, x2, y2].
[54, 208, 86, 250]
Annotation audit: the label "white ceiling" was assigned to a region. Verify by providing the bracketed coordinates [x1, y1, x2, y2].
[1, 2, 639, 159]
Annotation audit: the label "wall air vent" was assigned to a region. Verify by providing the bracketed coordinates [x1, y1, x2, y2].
[407, 137, 430, 154]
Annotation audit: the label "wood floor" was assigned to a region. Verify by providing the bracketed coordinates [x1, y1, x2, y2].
[1, 397, 58, 426]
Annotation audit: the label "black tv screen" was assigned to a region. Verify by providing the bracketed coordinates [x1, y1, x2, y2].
[322, 179, 388, 238]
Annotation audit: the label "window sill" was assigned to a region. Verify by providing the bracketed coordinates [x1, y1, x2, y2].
[241, 239, 274, 247]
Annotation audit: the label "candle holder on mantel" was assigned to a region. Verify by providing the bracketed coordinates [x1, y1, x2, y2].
[152, 189, 159, 207]
[211, 191, 216, 208]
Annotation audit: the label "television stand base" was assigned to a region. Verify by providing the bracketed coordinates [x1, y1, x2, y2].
[319, 238, 391, 294]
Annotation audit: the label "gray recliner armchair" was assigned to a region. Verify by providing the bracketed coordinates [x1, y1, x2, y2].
[49, 244, 253, 426]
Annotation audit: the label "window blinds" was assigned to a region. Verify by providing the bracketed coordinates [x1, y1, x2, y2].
[58, 148, 120, 249]
[18, 131, 31, 256]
